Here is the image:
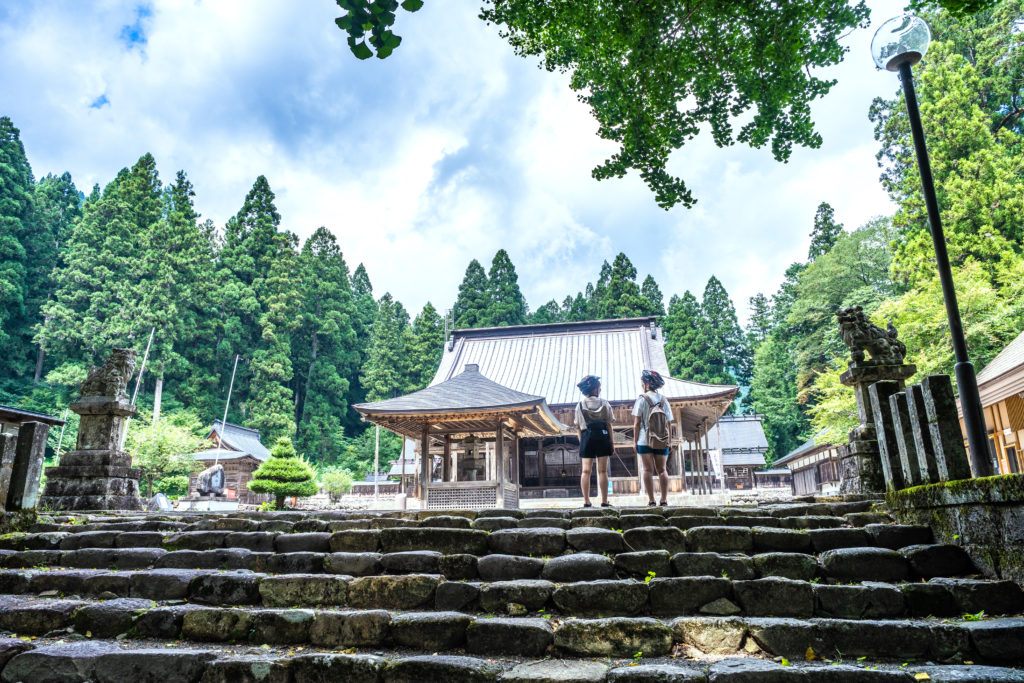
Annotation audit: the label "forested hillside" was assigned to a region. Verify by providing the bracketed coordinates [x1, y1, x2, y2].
[1, 3, 1021, 489]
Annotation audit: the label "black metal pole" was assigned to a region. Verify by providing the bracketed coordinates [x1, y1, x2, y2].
[898, 60, 993, 477]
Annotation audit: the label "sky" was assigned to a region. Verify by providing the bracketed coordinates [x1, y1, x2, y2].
[0, 0, 906, 325]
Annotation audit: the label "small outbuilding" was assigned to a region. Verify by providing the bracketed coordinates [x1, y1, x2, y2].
[961, 330, 1024, 474]
[187, 420, 271, 505]
[774, 434, 843, 496]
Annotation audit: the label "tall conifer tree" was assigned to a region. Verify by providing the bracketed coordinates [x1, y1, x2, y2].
[484, 249, 527, 326]
[594, 253, 646, 319]
[294, 228, 359, 464]
[408, 302, 444, 390]
[807, 202, 844, 260]
[663, 292, 704, 379]
[452, 259, 489, 328]
[361, 293, 413, 401]
[0, 117, 36, 372]
[640, 275, 666, 317]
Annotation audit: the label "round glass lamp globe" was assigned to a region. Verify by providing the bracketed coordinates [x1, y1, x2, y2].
[871, 15, 931, 71]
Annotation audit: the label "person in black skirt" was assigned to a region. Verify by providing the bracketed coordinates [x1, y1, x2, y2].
[575, 375, 614, 507]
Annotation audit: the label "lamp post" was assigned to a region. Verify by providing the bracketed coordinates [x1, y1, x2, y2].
[870, 16, 993, 477]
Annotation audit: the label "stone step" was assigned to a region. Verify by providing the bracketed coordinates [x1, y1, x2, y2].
[0, 568, 1019, 619]
[0, 543, 979, 589]
[0, 639, 1016, 683]
[0, 597, 1020, 667]
[0, 523, 934, 560]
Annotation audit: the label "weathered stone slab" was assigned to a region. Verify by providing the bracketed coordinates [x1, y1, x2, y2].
[308, 609, 390, 647]
[745, 617, 828, 659]
[132, 604, 205, 638]
[922, 375, 973, 481]
[502, 659, 608, 682]
[477, 554, 544, 581]
[648, 577, 732, 616]
[670, 616, 747, 654]
[616, 550, 671, 579]
[870, 380, 908, 491]
[466, 617, 553, 656]
[258, 574, 347, 607]
[8, 422, 48, 511]
[541, 553, 615, 582]
[554, 617, 673, 657]
[519, 516, 571, 530]
[471, 516, 518, 532]
[419, 515, 472, 529]
[865, 523, 933, 549]
[382, 655, 500, 683]
[553, 579, 648, 616]
[328, 529, 380, 553]
[347, 573, 439, 610]
[751, 527, 811, 553]
[0, 598, 83, 634]
[623, 526, 686, 554]
[671, 552, 754, 580]
[929, 578, 1024, 615]
[181, 607, 253, 641]
[890, 391, 923, 487]
[807, 528, 871, 553]
[901, 582, 960, 617]
[487, 528, 565, 556]
[73, 597, 153, 638]
[478, 579, 555, 615]
[907, 384, 941, 483]
[733, 578, 814, 618]
[961, 618, 1024, 663]
[196, 656, 291, 683]
[813, 583, 906, 619]
[607, 664, 707, 681]
[685, 527, 752, 553]
[291, 653, 383, 683]
[751, 552, 817, 581]
[900, 544, 975, 578]
[435, 581, 480, 611]
[566, 527, 625, 554]
[189, 570, 264, 605]
[819, 547, 910, 582]
[439, 553, 477, 580]
[380, 527, 488, 555]
[273, 532, 330, 553]
[391, 611, 471, 650]
[0, 641, 119, 683]
[382, 550, 442, 574]
[324, 551, 382, 576]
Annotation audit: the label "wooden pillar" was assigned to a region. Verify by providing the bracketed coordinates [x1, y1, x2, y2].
[538, 439, 546, 487]
[511, 431, 520, 486]
[443, 435, 452, 482]
[700, 421, 708, 491]
[495, 422, 506, 507]
[679, 440, 688, 494]
[420, 424, 430, 501]
[715, 420, 725, 491]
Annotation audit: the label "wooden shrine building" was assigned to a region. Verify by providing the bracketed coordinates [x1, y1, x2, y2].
[354, 364, 565, 509]
[187, 420, 271, 505]
[357, 317, 737, 505]
[960, 329, 1024, 474]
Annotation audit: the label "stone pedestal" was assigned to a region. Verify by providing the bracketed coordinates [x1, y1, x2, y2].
[38, 350, 142, 511]
[839, 362, 916, 494]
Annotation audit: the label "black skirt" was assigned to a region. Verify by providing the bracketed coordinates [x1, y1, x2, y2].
[580, 421, 613, 459]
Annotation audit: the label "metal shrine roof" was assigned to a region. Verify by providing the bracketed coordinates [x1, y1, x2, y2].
[721, 451, 768, 467]
[354, 365, 566, 438]
[431, 318, 736, 407]
[976, 330, 1024, 386]
[773, 431, 834, 468]
[705, 415, 769, 452]
[0, 405, 66, 427]
[207, 420, 271, 461]
[191, 448, 262, 462]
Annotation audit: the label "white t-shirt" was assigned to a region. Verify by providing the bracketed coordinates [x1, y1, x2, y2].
[632, 391, 673, 447]
[575, 397, 613, 430]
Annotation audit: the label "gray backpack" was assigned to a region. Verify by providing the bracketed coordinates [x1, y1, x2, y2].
[642, 394, 671, 450]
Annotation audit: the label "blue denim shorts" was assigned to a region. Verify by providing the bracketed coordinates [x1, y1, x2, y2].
[637, 445, 669, 456]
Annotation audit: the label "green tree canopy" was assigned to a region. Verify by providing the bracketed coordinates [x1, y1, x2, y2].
[247, 437, 318, 509]
[593, 253, 646, 320]
[0, 117, 37, 369]
[452, 259, 490, 328]
[484, 249, 527, 326]
[361, 292, 413, 401]
[807, 202, 844, 260]
[408, 301, 445, 390]
[640, 275, 666, 318]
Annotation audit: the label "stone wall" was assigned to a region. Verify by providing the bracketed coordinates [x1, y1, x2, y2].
[887, 474, 1024, 585]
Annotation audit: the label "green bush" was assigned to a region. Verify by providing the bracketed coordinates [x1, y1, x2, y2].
[247, 437, 318, 509]
[154, 474, 190, 498]
[322, 468, 355, 501]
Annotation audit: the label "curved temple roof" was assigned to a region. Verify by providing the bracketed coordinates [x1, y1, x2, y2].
[354, 365, 565, 439]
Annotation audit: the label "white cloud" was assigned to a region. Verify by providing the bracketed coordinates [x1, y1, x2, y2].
[1, 0, 903, 326]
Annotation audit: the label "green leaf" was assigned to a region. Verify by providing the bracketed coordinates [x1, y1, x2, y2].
[400, 0, 424, 11]
[334, 16, 352, 31]
[349, 41, 373, 60]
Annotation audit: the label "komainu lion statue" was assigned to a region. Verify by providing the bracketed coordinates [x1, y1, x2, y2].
[836, 306, 907, 365]
[79, 348, 137, 400]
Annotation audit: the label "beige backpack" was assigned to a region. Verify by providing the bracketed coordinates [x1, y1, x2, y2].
[642, 394, 671, 450]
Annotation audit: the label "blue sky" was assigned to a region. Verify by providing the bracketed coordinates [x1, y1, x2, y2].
[0, 0, 905, 324]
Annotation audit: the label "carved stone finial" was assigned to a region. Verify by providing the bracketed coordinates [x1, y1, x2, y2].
[836, 306, 907, 366]
[79, 348, 137, 400]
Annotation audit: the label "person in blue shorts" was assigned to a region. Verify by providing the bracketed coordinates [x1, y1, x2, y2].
[574, 375, 613, 508]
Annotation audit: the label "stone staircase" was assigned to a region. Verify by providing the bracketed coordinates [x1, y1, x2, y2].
[0, 500, 1021, 682]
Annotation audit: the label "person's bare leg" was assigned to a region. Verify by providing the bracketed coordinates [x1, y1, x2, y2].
[655, 455, 669, 504]
[580, 459, 593, 505]
[641, 453, 656, 504]
[597, 457, 610, 504]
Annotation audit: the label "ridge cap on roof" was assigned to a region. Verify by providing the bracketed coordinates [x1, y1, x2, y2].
[213, 419, 262, 435]
[976, 329, 1024, 385]
[450, 317, 658, 337]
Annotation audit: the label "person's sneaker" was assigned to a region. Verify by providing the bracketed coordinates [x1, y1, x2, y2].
[600, 502, 612, 508]
[582, 503, 593, 508]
